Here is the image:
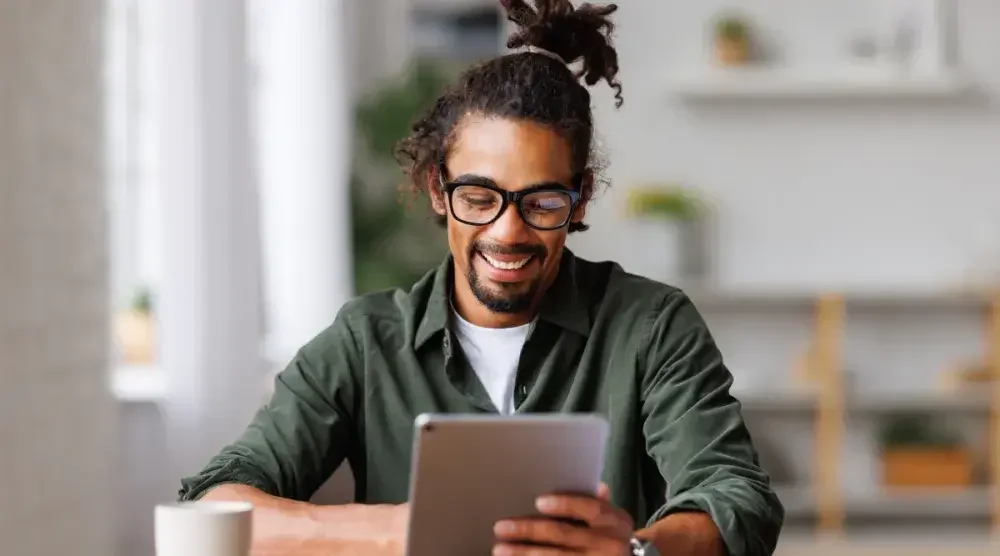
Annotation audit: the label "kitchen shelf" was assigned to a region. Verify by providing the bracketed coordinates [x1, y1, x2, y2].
[777, 484, 995, 520]
[717, 292, 1000, 535]
[667, 67, 975, 101]
[111, 364, 166, 402]
[736, 390, 992, 414]
[689, 288, 994, 311]
[739, 391, 818, 413]
[851, 391, 992, 414]
[846, 487, 994, 520]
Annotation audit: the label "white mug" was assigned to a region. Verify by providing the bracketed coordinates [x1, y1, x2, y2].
[155, 501, 253, 556]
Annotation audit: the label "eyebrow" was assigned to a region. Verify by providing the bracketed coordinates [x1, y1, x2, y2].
[448, 172, 573, 191]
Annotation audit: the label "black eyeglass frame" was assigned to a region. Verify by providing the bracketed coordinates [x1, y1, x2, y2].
[437, 162, 583, 231]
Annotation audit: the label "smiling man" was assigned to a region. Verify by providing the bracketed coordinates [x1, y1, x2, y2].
[180, 1, 784, 555]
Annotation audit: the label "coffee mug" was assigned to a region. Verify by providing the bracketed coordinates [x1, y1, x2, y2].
[155, 501, 253, 556]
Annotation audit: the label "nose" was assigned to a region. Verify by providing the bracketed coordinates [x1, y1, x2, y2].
[487, 202, 532, 243]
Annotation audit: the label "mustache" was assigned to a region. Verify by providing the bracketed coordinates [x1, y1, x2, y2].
[472, 241, 546, 258]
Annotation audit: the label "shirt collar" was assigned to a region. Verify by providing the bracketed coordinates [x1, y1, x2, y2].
[414, 249, 591, 350]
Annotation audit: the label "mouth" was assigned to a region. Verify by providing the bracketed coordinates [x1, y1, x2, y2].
[474, 249, 538, 283]
[479, 251, 534, 270]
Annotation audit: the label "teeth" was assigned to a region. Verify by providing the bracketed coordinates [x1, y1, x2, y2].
[481, 253, 532, 270]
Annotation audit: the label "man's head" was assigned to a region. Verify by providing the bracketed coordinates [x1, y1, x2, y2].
[395, 0, 622, 321]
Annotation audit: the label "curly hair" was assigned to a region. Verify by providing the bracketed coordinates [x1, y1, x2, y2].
[394, 0, 622, 233]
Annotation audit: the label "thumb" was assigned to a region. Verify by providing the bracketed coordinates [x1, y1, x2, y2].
[597, 482, 611, 501]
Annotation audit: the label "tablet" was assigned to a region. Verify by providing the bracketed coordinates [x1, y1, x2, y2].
[404, 413, 610, 556]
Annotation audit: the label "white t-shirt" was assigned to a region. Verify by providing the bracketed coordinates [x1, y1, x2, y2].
[451, 309, 532, 414]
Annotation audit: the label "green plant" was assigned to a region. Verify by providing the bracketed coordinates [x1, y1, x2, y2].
[351, 62, 452, 294]
[626, 185, 704, 222]
[877, 414, 964, 449]
[130, 287, 153, 314]
[714, 14, 750, 43]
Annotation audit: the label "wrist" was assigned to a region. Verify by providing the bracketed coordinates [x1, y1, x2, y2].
[637, 511, 724, 556]
[311, 503, 401, 542]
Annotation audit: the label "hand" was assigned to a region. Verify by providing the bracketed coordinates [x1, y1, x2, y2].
[492, 483, 634, 555]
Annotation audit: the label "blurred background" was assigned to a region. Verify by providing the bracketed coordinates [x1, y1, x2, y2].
[2, 0, 999, 554]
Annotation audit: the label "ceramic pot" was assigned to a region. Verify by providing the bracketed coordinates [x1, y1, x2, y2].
[115, 309, 156, 365]
[715, 38, 750, 66]
[882, 448, 972, 489]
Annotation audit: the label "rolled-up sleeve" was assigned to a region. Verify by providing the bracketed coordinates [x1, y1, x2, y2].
[178, 311, 362, 502]
[640, 291, 784, 556]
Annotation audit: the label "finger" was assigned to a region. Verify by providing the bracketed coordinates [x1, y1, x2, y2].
[597, 482, 611, 501]
[494, 517, 593, 550]
[536, 494, 602, 523]
[535, 495, 634, 538]
[492, 543, 568, 556]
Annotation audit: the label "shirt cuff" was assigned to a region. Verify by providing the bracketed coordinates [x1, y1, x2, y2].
[178, 458, 279, 501]
[647, 490, 740, 556]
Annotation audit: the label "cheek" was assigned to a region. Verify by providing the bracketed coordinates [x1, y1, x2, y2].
[446, 220, 476, 262]
[539, 233, 568, 263]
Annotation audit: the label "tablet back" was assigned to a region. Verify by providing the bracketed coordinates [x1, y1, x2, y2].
[404, 413, 609, 556]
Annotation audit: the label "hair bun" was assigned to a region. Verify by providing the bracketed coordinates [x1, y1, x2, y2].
[502, 0, 623, 107]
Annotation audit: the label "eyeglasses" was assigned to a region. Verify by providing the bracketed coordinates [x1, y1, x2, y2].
[438, 163, 582, 231]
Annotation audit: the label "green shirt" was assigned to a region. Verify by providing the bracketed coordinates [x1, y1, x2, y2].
[179, 250, 784, 555]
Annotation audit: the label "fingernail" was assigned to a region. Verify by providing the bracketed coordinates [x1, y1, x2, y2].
[494, 520, 516, 535]
[535, 497, 558, 511]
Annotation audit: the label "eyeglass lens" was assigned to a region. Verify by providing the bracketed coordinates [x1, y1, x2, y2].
[451, 185, 573, 230]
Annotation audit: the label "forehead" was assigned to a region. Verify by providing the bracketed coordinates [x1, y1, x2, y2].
[446, 115, 573, 190]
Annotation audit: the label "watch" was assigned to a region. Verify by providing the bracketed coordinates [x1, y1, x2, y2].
[630, 538, 661, 556]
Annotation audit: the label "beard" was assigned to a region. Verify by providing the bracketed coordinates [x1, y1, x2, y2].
[466, 240, 547, 314]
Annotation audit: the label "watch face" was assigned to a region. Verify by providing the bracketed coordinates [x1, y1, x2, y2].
[631, 539, 660, 556]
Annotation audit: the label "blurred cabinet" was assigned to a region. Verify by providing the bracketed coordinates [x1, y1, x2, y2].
[690, 288, 1000, 536]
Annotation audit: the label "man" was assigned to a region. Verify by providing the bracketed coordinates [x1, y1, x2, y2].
[180, 1, 784, 554]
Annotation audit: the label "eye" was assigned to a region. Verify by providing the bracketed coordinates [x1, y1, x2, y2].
[523, 193, 570, 213]
[454, 185, 500, 208]
[460, 194, 496, 207]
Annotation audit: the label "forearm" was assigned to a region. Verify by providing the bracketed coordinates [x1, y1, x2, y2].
[202, 484, 403, 556]
[637, 511, 724, 556]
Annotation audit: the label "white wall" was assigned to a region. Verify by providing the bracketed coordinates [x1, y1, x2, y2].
[573, 0, 1000, 292]
[571, 0, 1000, 504]
[0, 1, 117, 553]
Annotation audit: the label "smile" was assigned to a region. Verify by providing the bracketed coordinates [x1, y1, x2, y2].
[479, 252, 534, 270]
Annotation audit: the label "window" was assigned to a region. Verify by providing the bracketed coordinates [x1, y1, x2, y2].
[107, 0, 163, 308]
[411, 4, 502, 66]
[107, 0, 162, 397]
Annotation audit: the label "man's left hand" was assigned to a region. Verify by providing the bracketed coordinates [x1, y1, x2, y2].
[492, 484, 634, 555]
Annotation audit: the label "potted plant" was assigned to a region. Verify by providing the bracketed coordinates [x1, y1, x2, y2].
[351, 61, 451, 294]
[626, 184, 709, 286]
[713, 14, 752, 66]
[878, 414, 972, 490]
[114, 286, 156, 365]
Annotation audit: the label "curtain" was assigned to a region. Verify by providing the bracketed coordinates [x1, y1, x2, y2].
[150, 0, 355, 496]
[151, 0, 267, 483]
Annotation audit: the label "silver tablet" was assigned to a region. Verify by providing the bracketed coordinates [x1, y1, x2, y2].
[404, 413, 610, 556]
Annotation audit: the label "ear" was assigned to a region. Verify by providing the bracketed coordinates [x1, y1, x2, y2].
[570, 169, 594, 224]
[428, 168, 447, 216]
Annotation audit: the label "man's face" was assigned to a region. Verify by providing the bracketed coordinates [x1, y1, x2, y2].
[432, 115, 589, 316]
